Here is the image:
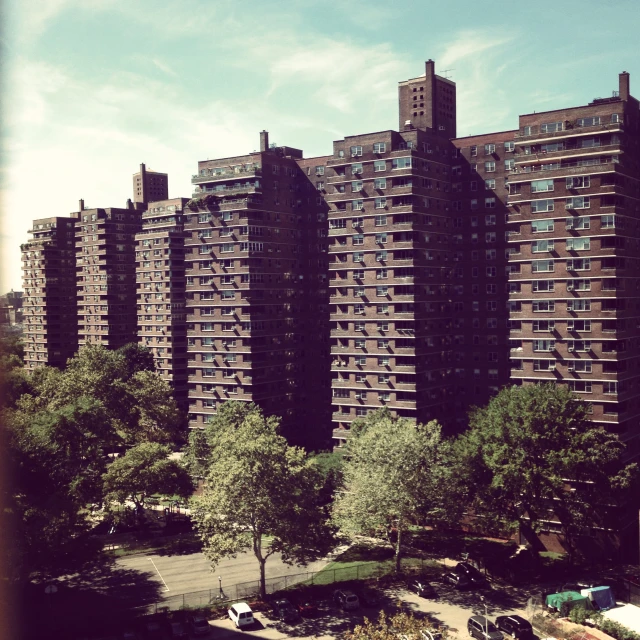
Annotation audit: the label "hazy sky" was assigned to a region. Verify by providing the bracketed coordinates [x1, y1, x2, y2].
[2, 0, 639, 290]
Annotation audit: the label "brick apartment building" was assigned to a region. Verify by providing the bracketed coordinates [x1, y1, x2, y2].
[20, 62, 640, 463]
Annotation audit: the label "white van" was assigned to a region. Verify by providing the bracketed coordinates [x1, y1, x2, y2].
[228, 602, 255, 628]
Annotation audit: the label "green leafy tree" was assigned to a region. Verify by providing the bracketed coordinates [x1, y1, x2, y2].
[453, 383, 638, 556]
[190, 404, 335, 597]
[332, 408, 458, 572]
[346, 610, 447, 640]
[103, 442, 193, 517]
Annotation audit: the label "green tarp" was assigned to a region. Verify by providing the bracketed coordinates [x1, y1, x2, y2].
[546, 591, 591, 614]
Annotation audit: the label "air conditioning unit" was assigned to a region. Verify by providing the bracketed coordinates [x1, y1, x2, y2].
[568, 345, 575, 352]
[567, 283, 574, 291]
[568, 364, 575, 372]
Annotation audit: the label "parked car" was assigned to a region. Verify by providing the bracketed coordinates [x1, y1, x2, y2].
[228, 602, 255, 628]
[468, 616, 504, 640]
[455, 562, 486, 585]
[408, 579, 437, 598]
[189, 613, 210, 636]
[358, 587, 382, 607]
[494, 615, 533, 639]
[169, 622, 187, 638]
[334, 589, 360, 611]
[272, 598, 300, 623]
[295, 598, 319, 618]
[443, 572, 473, 590]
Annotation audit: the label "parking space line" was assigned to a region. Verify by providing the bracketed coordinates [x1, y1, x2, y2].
[148, 557, 170, 591]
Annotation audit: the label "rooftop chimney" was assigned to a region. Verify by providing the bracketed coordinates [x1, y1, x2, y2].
[260, 130, 269, 152]
[79, 198, 85, 211]
[619, 71, 630, 100]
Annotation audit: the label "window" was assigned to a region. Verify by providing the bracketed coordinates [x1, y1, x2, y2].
[531, 179, 554, 193]
[485, 198, 496, 208]
[374, 160, 386, 172]
[540, 121, 563, 133]
[352, 181, 363, 192]
[568, 299, 591, 312]
[350, 145, 363, 157]
[485, 179, 496, 190]
[377, 322, 389, 332]
[569, 340, 591, 352]
[533, 339, 555, 352]
[567, 319, 591, 332]
[533, 359, 556, 371]
[484, 162, 496, 172]
[532, 280, 555, 292]
[355, 356, 367, 365]
[470, 146, 478, 157]
[373, 142, 386, 153]
[352, 252, 364, 263]
[529, 239, 554, 255]
[566, 258, 590, 271]
[220, 243, 235, 253]
[352, 199, 364, 210]
[485, 215, 496, 226]
[376, 286, 388, 297]
[354, 304, 365, 315]
[532, 259, 554, 272]
[505, 159, 515, 171]
[375, 233, 387, 244]
[375, 197, 387, 209]
[566, 216, 590, 230]
[378, 357, 390, 366]
[566, 196, 590, 210]
[376, 251, 387, 262]
[377, 304, 389, 314]
[486, 232, 496, 242]
[566, 176, 590, 189]
[531, 199, 554, 213]
[484, 144, 496, 154]
[355, 339, 366, 349]
[601, 215, 616, 229]
[315, 165, 325, 175]
[352, 269, 365, 279]
[533, 300, 555, 312]
[374, 178, 386, 189]
[352, 234, 364, 245]
[577, 116, 601, 127]
[504, 141, 515, 152]
[392, 157, 412, 169]
[353, 287, 365, 297]
[351, 163, 363, 175]
[352, 217, 364, 227]
[376, 268, 388, 279]
[533, 320, 555, 332]
[566, 237, 590, 251]
[603, 381, 618, 394]
[375, 214, 387, 226]
[568, 279, 590, 291]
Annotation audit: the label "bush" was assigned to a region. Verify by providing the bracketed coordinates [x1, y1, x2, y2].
[598, 618, 640, 640]
[568, 606, 590, 625]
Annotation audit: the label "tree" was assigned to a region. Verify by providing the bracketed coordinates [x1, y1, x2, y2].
[453, 383, 638, 556]
[189, 404, 335, 598]
[332, 408, 458, 572]
[103, 443, 193, 518]
[346, 610, 447, 640]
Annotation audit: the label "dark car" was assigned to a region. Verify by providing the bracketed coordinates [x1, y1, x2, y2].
[334, 589, 360, 611]
[408, 579, 437, 598]
[455, 562, 486, 585]
[468, 616, 504, 640]
[189, 613, 210, 636]
[443, 572, 473, 590]
[273, 598, 300, 623]
[494, 615, 533, 639]
[358, 587, 382, 607]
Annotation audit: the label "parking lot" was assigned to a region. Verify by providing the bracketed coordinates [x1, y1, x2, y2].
[142, 579, 532, 640]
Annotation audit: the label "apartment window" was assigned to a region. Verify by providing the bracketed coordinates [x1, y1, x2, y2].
[504, 141, 515, 152]
[567, 176, 590, 189]
[374, 160, 386, 172]
[355, 356, 366, 366]
[222, 306, 234, 315]
[377, 322, 389, 332]
[484, 162, 496, 172]
[355, 339, 366, 349]
[352, 180, 363, 192]
[352, 199, 364, 211]
[533, 339, 555, 352]
[378, 392, 391, 402]
[567, 258, 590, 271]
[532, 280, 555, 292]
[566, 237, 590, 251]
[531, 179, 554, 193]
[569, 340, 591, 353]
[221, 290, 235, 300]
[378, 339, 390, 349]
[601, 215, 616, 229]
[533, 300, 555, 312]
[531, 199, 554, 213]
[223, 211, 232, 221]
[566, 216, 590, 230]
[485, 198, 496, 209]
[352, 234, 364, 245]
[577, 116, 601, 127]
[522, 126, 532, 135]
[485, 179, 496, 190]
[378, 356, 390, 366]
[351, 163, 363, 175]
[568, 299, 591, 312]
[375, 197, 387, 209]
[470, 199, 478, 210]
[350, 146, 363, 157]
[566, 196, 590, 210]
[352, 269, 365, 279]
[392, 157, 412, 169]
[356, 408, 368, 417]
[568, 279, 590, 291]
[373, 142, 386, 153]
[375, 214, 387, 226]
[470, 146, 478, 157]
[354, 304, 365, 315]
[315, 165, 325, 175]
[220, 243, 234, 253]
[533, 360, 555, 371]
[485, 215, 496, 226]
[486, 266, 497, 277]
[374, 178, 387, 190]
[375, 233, 387, 244]
[533, 320, 555, 332]
[353, 287, 365, 297]
[540, 121, 563, 133]
[532, 240, 554, 253]
[376, 251, 387, 262]
[485, 232, 496, 243]
[377, 304, 389, 314]
[484, 144, 496, 154]
[567, 319, 591, 332]
[352, 253, 364, 263]
[603, 381, 618, 394]
[505, 159, 515, 171]
[532, 260, 554, 272]
[376, 286, 388, 297]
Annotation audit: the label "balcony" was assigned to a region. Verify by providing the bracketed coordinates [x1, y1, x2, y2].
[514, 143, 622, 165]
[192, 167, 261, 184]
[514, 122, 622, 143]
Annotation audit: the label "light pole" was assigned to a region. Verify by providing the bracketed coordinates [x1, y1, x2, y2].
[480, 595, 488, 637]
[218, 576, 223, 599]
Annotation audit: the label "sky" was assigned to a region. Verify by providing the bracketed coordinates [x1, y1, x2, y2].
[1, 0, 639, 291]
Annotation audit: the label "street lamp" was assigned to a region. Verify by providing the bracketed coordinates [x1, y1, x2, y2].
[480, 595, 488, 637]
[218, 576, 222, 598]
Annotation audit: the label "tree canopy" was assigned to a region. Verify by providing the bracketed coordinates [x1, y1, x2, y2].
[332, 408, 458, 571]
[189, 402, 335, 597]
[453, 383, 638, 553]
[346, 610, 447, 640]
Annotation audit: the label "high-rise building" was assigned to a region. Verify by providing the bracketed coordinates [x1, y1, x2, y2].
[74, 199, 145, 349]
[21, 217, 77, 368]
[133, 163, 169, 204]
[136, 198, 190, 410]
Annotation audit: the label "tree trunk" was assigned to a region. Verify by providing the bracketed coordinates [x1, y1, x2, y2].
[252, 532, 267, 599]
[258, 556, 267, 599]
[394, 523, 403, 573]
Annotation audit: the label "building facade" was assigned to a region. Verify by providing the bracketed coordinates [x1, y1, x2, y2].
[133, 163, 169, 205]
